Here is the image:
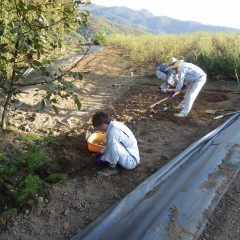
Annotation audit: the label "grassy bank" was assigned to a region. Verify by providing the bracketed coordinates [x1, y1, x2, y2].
[107, 32, 240, 77]
[0, 131, 67, 230]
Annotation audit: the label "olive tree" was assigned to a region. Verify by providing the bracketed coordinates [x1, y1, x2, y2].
[0, 0, 89, 129]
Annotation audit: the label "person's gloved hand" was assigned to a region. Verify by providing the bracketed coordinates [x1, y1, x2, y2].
[95, 152, 103, 159]
[95, 152, 105, 165]
[181, 84, 187, 91]
[96, 157, 105, 165]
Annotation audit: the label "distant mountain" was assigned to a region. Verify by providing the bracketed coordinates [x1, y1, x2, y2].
[84, 4, 240, 34]
[77, 15, 144, 40]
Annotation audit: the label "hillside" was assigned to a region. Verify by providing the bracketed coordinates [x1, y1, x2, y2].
[77, 15, 144, 40]
[85, 4, 240, 34]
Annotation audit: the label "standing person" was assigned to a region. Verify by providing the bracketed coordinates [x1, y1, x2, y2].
[156, 62, 178, 92]
[92, 112, 140, 175]
[166, 57, 207, 117]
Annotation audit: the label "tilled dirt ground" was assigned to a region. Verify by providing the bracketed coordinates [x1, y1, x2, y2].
[199, 173, 240, 240]
[1, 47, 240, 240]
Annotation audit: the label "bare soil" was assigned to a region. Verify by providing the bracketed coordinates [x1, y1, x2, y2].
[199, 174, 240, 240]
[0, 47, 240, 240]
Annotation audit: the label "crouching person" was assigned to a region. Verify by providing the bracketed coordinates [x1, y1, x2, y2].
[156, 62, 177, 92]
[92, 112, 140, 175]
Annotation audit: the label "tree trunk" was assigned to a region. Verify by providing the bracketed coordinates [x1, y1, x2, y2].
[0, 35, 20, 129]
[1, 91, 13, 129]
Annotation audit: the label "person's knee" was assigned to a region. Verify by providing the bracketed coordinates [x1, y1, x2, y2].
[121, 162, 137, 170]
[118, 155, 138, 170]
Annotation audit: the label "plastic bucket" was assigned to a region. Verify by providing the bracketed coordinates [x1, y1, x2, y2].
[87, 132, 106, 153]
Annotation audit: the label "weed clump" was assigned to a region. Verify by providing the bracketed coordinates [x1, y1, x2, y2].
[0, 132, 67, 229]
[12, 175, 44, 206]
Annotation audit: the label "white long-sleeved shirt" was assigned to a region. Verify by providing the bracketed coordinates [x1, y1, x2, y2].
[101, 121, 140, 167]
[175, 62, 207, 92]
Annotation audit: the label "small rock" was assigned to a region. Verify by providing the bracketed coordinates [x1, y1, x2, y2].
[63, 222, 70, 230]
[64, 209, 70, 216]
[37, 196, 44, 204]
[26, 198, 34, 207]
[13, 220, 18, 226]
[10, 100, 23, 110]
[14, 123, 20, 128]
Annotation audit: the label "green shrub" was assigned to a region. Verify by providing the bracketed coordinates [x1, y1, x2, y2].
[0, 151, 6, 159]
[17, 133, 51, 143]
[46, 173, 68, 184]
[12, 175, 44, 206]
[94, 30, 107, 45]
[15, 145, 48, 173]
[0, 164, 17, 181]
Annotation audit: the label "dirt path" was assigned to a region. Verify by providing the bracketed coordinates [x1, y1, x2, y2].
[1, 47, 240, 240]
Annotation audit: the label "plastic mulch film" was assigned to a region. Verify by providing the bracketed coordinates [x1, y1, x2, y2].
[72, 114, 240, 240]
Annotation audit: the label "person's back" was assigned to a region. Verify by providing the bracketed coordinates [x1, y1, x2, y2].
[178, 62, 206, 83]
[107, 121, 140, 164]
[156, 63, 177, 92]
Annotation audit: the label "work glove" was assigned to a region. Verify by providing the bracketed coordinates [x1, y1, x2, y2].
[181, 84, 187, 91]
[96, 157, 105, 165]
[95, 152, 105, 165]
[95, 152, 103, 159]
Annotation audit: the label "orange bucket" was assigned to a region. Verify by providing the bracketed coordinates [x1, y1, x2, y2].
[87, 132, 106, 153]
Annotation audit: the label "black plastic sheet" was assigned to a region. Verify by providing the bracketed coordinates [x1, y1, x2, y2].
[72, 114, 240, 240]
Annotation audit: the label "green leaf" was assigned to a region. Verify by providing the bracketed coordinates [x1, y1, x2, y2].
[0, 43, 8, 51]
[0, 151, 6, 159]
[10, 27, 19, 34]
[52, 104, 59, 114]
[73, 94, 81, 110]
[68, 72, 82, 80]
[32, 60, 43, 69]
[36, 99, 45, 112]
[0, 24, 4, 36]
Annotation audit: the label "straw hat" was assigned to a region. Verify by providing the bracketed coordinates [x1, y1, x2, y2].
[165, 57, 184, 70]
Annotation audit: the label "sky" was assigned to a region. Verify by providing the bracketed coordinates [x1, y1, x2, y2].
[91, 0, 240, 29]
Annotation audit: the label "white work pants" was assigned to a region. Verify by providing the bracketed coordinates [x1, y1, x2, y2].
[180, 76, 206, 115]
[117, 143, 137, 170]
[104, 142, 138, 170]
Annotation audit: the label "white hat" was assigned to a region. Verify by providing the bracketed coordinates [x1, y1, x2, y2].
[165, 57, 184, 70]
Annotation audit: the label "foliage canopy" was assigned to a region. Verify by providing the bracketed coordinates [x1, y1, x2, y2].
[0, 0, 89, 129]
